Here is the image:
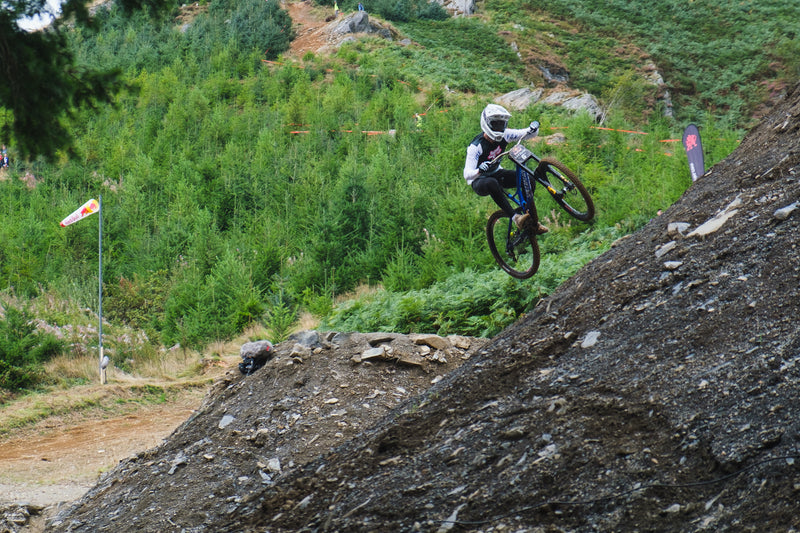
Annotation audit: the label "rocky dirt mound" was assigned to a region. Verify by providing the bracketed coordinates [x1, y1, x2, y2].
[44, 331, 486, 532]
[47, 81, 800, 532]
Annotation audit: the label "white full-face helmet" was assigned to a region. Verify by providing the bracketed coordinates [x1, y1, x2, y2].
[480, 104, 511, 142]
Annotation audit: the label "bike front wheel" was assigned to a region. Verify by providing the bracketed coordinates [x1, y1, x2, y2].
[538, 158, 595, 222]
[486, 210, 540, 279]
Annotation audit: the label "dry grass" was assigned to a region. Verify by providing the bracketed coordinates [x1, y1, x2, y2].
[0, 381, 211, 438]
[1, 347, 225, 437]
[296, 311, 320, 331]
[45, 354, 102, 382]
[35, 314, 320, 393]
[43, 344, 208, 384]
[334, 283, 383, 304]
[0, 343, 228, 437]
[0, 291, 327, 439]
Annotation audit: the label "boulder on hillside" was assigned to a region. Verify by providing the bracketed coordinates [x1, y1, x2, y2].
[315, 12, 394, 53]
[332, 11, 371, 34]
[436, 0, 475, 15]
[559, 92, 602, 119]
[238, 340, 274, 375]
[541, 89, 602, 119]
[331, 12, 392, 39]
[496, 87, 602, 120]
[496, 87, 544, 111]
[539, 63, 570, 84]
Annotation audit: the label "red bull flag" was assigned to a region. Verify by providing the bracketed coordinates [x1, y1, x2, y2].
[60, 198, 100, 227]
[682, 124, 705, 181]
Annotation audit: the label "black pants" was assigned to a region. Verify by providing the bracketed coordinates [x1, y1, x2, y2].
[471, 170, 519, 218]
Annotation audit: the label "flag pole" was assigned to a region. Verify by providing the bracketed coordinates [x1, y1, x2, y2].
[59, 197, 105, 383]
[98, 195, 106, 385]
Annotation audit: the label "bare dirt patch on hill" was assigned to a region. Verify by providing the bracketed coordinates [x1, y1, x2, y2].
[285, 1, 332, 57]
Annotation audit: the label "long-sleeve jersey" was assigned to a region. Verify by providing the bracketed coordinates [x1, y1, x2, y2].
[463, 127, 538, 185]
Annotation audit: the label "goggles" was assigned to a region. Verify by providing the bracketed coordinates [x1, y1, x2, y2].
[489, 119, 507, 132]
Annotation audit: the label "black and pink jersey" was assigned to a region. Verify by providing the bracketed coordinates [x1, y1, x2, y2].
[463, 127, 537, 185]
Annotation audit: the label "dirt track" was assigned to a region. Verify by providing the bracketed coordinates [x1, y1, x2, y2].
[0, 391, 202, 508]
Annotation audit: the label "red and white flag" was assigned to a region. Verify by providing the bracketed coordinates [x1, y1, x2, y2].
[60, 198, 100, 227]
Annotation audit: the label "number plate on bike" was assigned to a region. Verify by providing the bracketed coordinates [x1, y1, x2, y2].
[509, 144, 533, 165]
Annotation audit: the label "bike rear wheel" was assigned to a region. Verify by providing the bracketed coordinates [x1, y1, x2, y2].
[538, 158, 594, 222]
[486, 210, 540, 279]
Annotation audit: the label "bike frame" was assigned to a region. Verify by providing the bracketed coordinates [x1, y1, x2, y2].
[499, 142, 574, 221]
[501, 144, 541, 227]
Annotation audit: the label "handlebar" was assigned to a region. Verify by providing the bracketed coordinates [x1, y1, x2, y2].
[488, 136, 539, 168]
[487, 122, 540, 166]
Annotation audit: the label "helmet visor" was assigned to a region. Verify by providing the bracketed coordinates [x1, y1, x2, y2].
[489, 119, 507, 133]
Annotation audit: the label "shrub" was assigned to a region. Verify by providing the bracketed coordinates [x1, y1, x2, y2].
[227, 0, 295, 57]
[0, 305, 64, 391]
[104, 270, 171, 338]
[161, 249, 263, 350]
[367, 0, 449, 22]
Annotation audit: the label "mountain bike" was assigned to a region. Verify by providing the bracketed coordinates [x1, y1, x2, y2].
[486, 139, 595, 279]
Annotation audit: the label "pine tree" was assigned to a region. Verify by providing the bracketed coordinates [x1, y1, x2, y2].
[0, 0, 170, 160]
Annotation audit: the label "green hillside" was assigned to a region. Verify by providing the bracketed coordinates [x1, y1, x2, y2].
[2, 0, 791, 391]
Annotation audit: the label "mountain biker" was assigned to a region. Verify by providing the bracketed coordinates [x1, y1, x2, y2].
[464, 103, 548, 234]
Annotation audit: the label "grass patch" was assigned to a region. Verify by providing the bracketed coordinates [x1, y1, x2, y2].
[0, 381, 212, 438]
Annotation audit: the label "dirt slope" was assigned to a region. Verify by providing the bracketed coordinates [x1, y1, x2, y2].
[285, 0, 333, 57]
[46, 82, 800, 532]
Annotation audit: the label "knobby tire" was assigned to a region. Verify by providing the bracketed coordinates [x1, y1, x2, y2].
[486, 210, 540, 279]
[538, 157, 595, 222]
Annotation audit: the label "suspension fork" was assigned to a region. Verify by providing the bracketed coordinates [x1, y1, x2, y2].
[517, 164, 541, 224]
[534, 161, 573, 199]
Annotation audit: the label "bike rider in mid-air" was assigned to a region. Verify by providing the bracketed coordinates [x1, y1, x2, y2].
[463, 103, 549, 234]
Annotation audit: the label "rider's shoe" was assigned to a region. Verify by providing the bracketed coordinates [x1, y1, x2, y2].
[535, 223, 549, 235]
[512, 212, 530, 228]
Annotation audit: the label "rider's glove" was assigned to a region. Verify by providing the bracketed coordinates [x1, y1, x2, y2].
[528, 121, 540, 135]
[478, 161, 491, 173]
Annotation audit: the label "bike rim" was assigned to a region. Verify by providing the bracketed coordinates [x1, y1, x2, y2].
[487, 212, 540, 279]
